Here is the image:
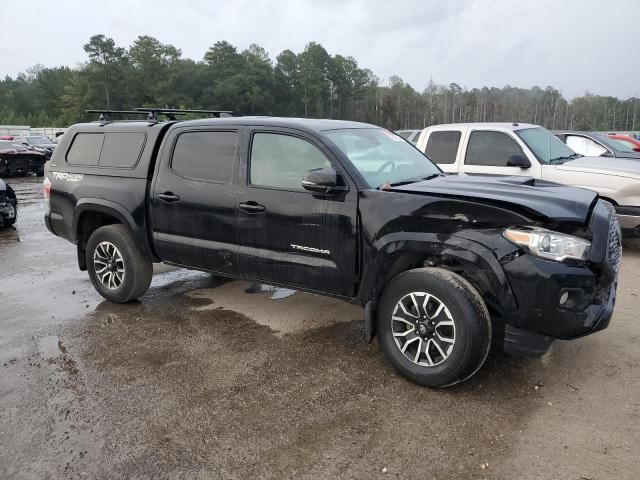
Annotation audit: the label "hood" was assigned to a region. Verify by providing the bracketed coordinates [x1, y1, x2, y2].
[557, 156, 640, 179]
[390, 174, 597, 223]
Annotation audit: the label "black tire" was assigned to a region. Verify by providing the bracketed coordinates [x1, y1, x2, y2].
[377, 267, 491, 388]
[86, 224, 153, 303]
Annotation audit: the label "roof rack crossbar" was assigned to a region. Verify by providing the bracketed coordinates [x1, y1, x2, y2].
[134, 107, 234, 120]
[86, 107, 234, 122]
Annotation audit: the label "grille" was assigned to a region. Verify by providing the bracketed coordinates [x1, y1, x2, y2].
[607, 215, 622, 274]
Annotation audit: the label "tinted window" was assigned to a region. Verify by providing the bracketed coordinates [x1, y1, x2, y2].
[171, 131, 236, 182]
[425, 131, 461, 164]
[250, 133, 331, 190]
[66, 133, 104, 165]
[466, 131, 523, 166]
[99, 133, 146, 168]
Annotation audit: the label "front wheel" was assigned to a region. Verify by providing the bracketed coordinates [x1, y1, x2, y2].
[377, 268, 491, 388]
[86, 224, 153, 303]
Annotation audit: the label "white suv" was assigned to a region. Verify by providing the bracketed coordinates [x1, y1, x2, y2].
[415, 123, 640, 236]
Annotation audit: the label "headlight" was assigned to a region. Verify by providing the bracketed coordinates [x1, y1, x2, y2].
[503, 227, 591, 262]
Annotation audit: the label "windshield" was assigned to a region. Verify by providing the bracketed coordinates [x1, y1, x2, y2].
[27, 136, 51, 145]
[516, 127, 578, 164]
[605, 137, 638, 153]
[325, 128, 440, 187]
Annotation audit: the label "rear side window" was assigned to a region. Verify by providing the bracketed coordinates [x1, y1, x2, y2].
[466, 131, 523, 167]
[425, 131, 461, 164]
[66, 133, 104, 165]
[99, 133, 146, 168]
[171, 131, 237, 183]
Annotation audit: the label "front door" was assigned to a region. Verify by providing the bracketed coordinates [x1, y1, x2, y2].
[149, 127, 241, 274]
[235, 128, 358, 297]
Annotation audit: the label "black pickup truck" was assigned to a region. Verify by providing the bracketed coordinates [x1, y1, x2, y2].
[44, 112, 621, 387]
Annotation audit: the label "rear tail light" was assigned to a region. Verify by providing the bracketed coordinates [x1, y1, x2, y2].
[43, 177, 51, 209]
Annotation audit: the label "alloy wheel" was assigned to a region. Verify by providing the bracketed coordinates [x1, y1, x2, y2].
[391, 291, 456, 366]
[93, 241, 125, 290]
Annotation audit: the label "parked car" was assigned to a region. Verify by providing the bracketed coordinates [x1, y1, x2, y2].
[416, 123, 640, 238]
[553, 130, 640, 160]
[0, 140, 47, 176]
[607, 134, 640, 152]
[19, 135, 56, 159]
[395, 129, 421, 144]
[44, 113, 621, 387]
[0, 177, 17, 227]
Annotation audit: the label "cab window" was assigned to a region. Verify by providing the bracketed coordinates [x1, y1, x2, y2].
[249, 133, 331, 191]
[425, 131, 461, 164]
[171, 131, 237, 183]
[466, 131, 524, 167]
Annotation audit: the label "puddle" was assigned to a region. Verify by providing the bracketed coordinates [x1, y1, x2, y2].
[0, 227, 20, 245]
[245, 283, 297, 299]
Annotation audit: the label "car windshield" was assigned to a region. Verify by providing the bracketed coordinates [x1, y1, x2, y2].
[516, 127, 578, 164]
[325, 128, 441, 188]
[606, 137, 637, 153]
[27, 137, 50, 145]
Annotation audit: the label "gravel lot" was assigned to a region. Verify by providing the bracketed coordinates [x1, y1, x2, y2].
[1, 176, 639, 480]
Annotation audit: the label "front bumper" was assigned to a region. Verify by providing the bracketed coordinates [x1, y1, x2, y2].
[499, 200, 620, 356]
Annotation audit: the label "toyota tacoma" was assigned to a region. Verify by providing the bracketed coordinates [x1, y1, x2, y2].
[43, 110, 621, 387]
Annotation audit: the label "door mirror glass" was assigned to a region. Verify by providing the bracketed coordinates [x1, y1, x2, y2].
[507, 154, 531, 168]
[302, 167, 338, 193]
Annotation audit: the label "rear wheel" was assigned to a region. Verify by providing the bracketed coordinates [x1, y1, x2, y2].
[86, 224, 152, 303]
[377, 267, 491, 388]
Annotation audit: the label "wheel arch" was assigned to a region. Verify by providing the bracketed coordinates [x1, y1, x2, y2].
[73, 199, 153, 270]
[360, 234, 517, 342]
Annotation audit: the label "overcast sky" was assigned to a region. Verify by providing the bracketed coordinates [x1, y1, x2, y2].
[1, 0, 638, 99]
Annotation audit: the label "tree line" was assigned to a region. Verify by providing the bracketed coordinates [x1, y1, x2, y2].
[0, 34, 638, 132]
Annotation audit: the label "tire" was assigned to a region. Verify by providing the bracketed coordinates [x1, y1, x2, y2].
[86, 224, 153, 303]
[376, 267, 491, 388]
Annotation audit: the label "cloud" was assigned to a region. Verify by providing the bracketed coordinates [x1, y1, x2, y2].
[1, 0, 638, 98]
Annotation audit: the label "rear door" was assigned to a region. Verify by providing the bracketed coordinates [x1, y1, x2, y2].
[235, 128, 358, 297]
[149, 127, 241, 273]
[461, 129, 542, 177]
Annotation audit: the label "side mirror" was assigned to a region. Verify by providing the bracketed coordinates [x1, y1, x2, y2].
[302, 167, 338, 194]
[507, 154, 531, 168]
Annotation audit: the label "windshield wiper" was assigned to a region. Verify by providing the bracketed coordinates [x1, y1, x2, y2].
[380, 173, 442, 189]
[549, 153, 582, 164]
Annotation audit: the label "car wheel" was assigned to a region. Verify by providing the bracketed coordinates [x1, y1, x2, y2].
[377, 267, 491, 388]
[86, 224, 153, 303]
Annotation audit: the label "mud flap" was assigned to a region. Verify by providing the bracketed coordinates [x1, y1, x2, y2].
[365, 300, 376, 343]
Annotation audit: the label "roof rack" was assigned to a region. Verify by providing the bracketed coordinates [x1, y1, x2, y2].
[134, 108, 234, 121]
[85, 108, 234, 122]
[85, 110, 152, 122]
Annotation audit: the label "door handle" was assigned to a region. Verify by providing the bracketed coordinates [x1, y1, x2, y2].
[237, 201, 266, 214]
[158, 192, 181, 203]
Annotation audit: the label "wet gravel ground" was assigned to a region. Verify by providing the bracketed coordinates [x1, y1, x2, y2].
[1, 176, 639, 479]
